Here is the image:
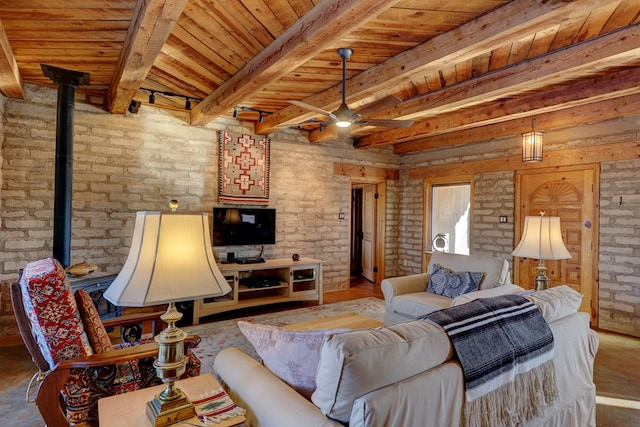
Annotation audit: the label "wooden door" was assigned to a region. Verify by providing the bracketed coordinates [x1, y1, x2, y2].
[515, 165, 599, 325]
[361, 184, 376, 282]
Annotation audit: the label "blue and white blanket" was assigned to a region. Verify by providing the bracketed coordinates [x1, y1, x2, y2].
[426, 294, 559, 427]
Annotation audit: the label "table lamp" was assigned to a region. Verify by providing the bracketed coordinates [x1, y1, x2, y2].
[511, 213, 572, 290]
[104, 208, 231, 426]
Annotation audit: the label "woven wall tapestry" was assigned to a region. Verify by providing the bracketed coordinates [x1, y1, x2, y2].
[218, 130, 270, 204]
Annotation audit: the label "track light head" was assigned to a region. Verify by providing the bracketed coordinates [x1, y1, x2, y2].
[185, 98, 191, 110]
[233, 107, 239, 118]
[128, 100, 141, 114]
[149, 91, 155, 104]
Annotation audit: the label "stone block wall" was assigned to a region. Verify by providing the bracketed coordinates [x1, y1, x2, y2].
[473, 171, 516, 276]
[0, 84, 400, 337]
[3, 83, 640, 338]
[599, 158, 640, 336]
[396, 172, 423, 276]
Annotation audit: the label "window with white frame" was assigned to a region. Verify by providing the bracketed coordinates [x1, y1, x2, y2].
[425, 179, 472, 255]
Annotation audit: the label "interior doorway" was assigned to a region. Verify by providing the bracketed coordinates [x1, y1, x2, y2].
[350, 181, 386, 286]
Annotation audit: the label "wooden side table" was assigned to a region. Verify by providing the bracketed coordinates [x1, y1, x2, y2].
[98, 373, 246, 427]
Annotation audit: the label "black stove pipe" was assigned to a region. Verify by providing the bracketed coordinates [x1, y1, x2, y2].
[41, 65, 89, 268]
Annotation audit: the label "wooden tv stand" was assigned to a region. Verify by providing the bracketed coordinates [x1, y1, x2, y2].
[192, 257, 323, 324]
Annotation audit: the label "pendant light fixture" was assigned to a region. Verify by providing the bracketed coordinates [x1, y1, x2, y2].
[522, 117, 543, 162]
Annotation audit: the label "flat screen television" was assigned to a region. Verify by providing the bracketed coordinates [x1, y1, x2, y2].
[212, 207, 276, 246]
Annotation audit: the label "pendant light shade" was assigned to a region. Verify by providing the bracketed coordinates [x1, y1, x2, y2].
[522, 130, 543, 162]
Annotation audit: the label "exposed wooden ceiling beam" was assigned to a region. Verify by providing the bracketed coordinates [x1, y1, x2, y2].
[390, 67, 640, 153]
[257, 0, 620, 134]
[189, 0, 403, 126]
[354, 24, 640, 148]
[0, 19, 24, 99]
[313, 65, 640, 145]
[395, 92, 640, 156]
[107, 0, 188, 114]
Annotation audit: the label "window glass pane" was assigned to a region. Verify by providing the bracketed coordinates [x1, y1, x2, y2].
[431, 183, 471, 255]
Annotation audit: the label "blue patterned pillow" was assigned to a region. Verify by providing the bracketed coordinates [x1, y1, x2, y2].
[427, 264, 483, 298]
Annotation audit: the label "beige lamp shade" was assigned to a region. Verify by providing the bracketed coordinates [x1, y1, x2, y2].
[512, 215, 571, 261]
[104, 211, 231, 306]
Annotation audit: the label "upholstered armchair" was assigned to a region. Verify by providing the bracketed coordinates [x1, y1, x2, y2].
[11, 258, 202, 427]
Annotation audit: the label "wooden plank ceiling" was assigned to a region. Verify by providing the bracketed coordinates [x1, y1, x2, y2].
[1, 0, 639, 154]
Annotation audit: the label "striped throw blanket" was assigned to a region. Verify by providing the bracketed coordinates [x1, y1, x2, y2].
[426, 295, 558, 427]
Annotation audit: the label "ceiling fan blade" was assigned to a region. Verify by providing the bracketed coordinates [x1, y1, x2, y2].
[356, 95, 403, 117]
[358, 118, 414, 128]
[287, 100, 337, 120]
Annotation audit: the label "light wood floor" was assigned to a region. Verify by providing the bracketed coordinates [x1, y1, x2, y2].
[323, 276, 383, 304]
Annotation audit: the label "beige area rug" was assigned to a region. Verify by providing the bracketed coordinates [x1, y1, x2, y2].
[184, 297, 386, 375]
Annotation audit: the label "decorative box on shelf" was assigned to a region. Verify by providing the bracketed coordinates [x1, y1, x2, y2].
[192, 257, 323, 324]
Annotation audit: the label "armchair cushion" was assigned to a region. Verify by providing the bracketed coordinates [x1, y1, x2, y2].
[19, 258, 93, 367]
[75, 289, 114, 353]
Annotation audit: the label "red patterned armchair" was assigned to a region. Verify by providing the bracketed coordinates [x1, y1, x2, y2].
[11, 258, 202, 427]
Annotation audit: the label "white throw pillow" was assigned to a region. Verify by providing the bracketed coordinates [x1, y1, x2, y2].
[237, 321, 348, 399]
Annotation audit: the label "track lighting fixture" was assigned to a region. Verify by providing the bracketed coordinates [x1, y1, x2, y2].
[128, 100, 141, 114]
[233, 106, 272, 122]
[140, 87, 202, 111]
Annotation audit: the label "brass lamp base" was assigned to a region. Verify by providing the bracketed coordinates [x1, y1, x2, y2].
[534, 259, 550, 291]
[146, 301, 194, 426]
[146, 391, 195, 427]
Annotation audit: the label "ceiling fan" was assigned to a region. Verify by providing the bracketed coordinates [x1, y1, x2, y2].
[288, 48, 414, 131]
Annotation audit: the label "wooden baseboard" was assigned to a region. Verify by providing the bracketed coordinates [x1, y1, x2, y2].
[0, 335, 24, 348]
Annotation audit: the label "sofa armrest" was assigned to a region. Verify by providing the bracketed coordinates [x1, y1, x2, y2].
[381, 273, 430, 305]
[214, 348, 341, 427]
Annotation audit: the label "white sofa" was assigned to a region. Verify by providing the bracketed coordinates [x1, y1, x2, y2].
[214, 287, 598, 427]
[382, 252, 519, 323]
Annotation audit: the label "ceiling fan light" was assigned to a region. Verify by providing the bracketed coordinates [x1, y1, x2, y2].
[336, 120, 351, 128]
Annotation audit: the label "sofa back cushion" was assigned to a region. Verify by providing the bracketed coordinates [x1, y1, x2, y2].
[19, 258, 93, 368]
[427, 252, 510, 290]
[312, 320, 453, 423]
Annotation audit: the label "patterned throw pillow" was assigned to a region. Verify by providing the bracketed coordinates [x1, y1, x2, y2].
[427, 264, 483, 298]
[238, 321, 348, 399]
[75, 289, 114, 353]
